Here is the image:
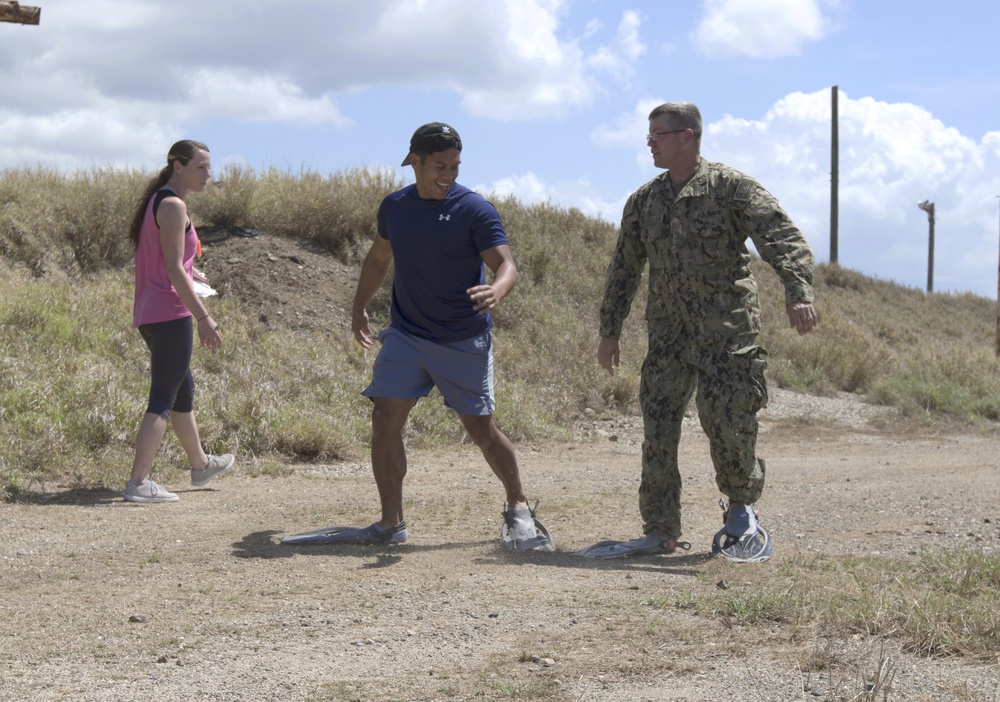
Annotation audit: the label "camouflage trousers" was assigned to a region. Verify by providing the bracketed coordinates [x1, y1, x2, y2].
[638, 329, 769, 539]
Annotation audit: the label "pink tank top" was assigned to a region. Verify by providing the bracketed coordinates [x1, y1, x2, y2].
[132, 189, 198, 327]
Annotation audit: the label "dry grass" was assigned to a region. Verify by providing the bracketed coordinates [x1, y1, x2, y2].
[3, 165, 1000, 494]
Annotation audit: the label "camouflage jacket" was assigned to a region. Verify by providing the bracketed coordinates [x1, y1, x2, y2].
[599, 160, 814, 349]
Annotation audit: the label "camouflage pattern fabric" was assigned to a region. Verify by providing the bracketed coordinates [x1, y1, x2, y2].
[638, 322, 768, 537]
[600, 160, 814, 539]
[599, 161, 814, 342]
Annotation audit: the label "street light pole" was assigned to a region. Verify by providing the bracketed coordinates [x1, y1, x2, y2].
[918, 200, 935, 293]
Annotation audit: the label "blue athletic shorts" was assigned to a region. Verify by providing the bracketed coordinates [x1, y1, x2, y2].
[362, 327, 495, 416]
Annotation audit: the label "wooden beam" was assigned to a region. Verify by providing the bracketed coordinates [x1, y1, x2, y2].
[0, 2, 41, 25]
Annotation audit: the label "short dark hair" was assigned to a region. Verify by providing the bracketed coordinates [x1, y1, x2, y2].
[649, 102, 702, 144]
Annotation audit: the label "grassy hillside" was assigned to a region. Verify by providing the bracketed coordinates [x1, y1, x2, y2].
[2, 165, 999, 497]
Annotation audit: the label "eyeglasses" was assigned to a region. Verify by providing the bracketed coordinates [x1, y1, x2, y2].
[646, 129, 688, 142]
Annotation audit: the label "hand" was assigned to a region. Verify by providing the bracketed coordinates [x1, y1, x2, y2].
[786, 302, 818, 335]
[467, 284, 499, 313]
[597, 337, 621, 376]
[197, 315, 222, 349]
[192, 267, 209, 283]
[352, 308, 373, 349]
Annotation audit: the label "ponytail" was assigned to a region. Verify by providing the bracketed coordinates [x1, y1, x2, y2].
[128, 166, 171, 248]
[128, 139, 209, 249]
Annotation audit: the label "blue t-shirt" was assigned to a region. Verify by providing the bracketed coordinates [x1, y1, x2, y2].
[378, 183, 509, 342]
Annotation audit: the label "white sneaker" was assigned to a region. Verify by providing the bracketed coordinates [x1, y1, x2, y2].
[500, 503, 555, 552]
[191, 454, 235, 487]
[724, 502, 759, 539]
[124, 479, 179, 503]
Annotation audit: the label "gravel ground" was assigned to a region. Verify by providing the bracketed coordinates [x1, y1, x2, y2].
[4, 233, 998, 701]
[3, 390, 1000, 702]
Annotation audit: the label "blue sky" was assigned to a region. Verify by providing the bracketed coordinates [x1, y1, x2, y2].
[2, 0, 999, 297]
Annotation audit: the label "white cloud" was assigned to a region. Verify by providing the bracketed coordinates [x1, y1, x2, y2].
[0, 107, 174, 170]
[187, 70, 350, 127]
[482, 172, 553, 203]
[442, 0, 599, 118]
[475, 172, 625, 222]
[591, 89, 999, 295]
[0, 0, 639, 170]
[581, 18, 602, 40]
[591, 98, 664, 148]
[587, 10, 646, 83]
[692, 0, 833, 59]
[704, 90, 999, 295]
[51, 0, 160, 31]
[707, 91, 983, 225]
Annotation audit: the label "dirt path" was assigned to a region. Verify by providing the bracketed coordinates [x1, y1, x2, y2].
[2, 394, 1000, 701]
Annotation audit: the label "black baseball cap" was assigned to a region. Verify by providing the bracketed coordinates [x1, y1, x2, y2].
[400, 122, 462, 166]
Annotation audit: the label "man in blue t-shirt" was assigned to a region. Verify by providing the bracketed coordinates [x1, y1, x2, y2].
[343, 122, 553, 551]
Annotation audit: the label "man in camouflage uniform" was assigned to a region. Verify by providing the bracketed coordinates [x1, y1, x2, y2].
[582, 102, 816, 561]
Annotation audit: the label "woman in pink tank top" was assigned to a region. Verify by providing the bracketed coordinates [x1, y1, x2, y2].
[125, 140, 235, 503]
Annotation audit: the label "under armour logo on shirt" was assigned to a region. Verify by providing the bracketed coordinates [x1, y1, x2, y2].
[439, 214, 451, 221]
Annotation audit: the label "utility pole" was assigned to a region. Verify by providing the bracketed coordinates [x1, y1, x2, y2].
[0, 1, 40, 24]
[830, 85, 839, 265]
[996, 196, 999, 357]
[918, 200, 935, 293]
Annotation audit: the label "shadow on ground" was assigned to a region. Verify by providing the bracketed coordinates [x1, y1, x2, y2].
[6, 486, 121, 506]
